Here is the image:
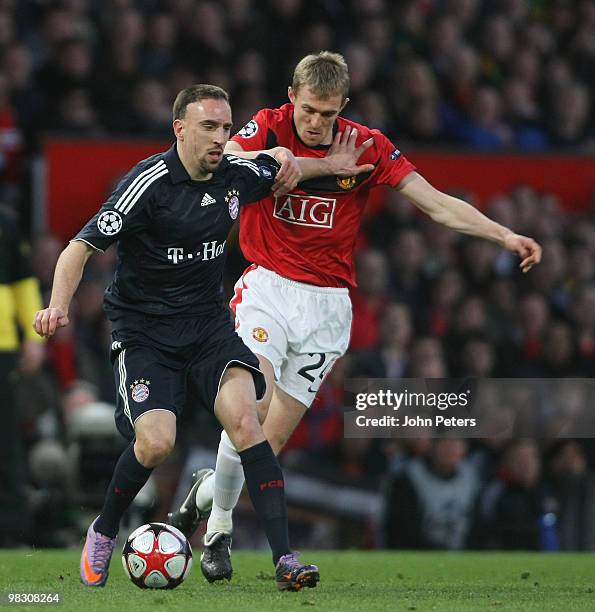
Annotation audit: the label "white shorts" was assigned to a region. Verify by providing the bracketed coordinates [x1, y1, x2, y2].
[230, 265, 352, 408]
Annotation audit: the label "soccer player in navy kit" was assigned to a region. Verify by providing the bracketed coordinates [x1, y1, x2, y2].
[33, 84, 371, 591]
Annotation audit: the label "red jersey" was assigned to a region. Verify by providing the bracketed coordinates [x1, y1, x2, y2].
[232, 103, 416, 288]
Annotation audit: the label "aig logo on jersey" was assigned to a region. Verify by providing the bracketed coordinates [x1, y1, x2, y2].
[273, 194, 336, 229]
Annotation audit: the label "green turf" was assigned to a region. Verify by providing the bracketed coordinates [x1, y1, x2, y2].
[0, 549, 594, 611]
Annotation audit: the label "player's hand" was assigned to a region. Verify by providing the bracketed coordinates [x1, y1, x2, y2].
[503, 233, 542, 273]
[33, 306, 70, 338]
[271, 147, 302, 196]
[326, 126, 375, 177]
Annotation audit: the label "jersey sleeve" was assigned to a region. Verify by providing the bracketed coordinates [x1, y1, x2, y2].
[369, 130, 416, 188]
[72, 161, 162, 251]
[226, 153, 280, 204]
[230, 108, 271, 151]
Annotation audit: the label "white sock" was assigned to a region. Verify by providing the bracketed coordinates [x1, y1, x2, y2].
[194, 472, 214, 512]
[205, 430, 245, 534]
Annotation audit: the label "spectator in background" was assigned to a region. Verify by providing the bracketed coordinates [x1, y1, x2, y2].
[480, 15, 515, 84]
[503, 78, 547, 150]
[0, 205, 45, 545]
[54, 88, 102, 135]
[571, 286, 595, 375]
[140, 12, 176, 79]
[352, 302, 413, 379]
[477, 440, 554, 550]
[385, 438, 479, 549]
[364, 189, 418, 250]
[547, 440, 595, 551]
[350, 249, 390, 351]
[406, 337, 448, 378]
[389, 228, 428, 311]
[442, 44, 480, 113]
[515, 293, 550, 366]
[128, 79, 172, 137]
[451, 86, 513, 150]
[421, 267, 466, 338]
[0, 73, 23, 202]
[31, 234, 62, 296]
[36, 37, 94, 124]
[459, 333, 498, 377]
[535, 321, 581, 377]
[549, 83, 592, 148]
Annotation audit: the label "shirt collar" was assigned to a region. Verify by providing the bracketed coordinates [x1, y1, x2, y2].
[163, 143, 191, 184]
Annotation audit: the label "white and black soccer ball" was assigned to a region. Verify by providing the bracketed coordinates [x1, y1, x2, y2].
[122, 523, 192, 589]
[97, 210, 122, 236]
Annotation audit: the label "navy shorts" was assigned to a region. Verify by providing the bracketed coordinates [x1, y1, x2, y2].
[109, 307, 265, 440]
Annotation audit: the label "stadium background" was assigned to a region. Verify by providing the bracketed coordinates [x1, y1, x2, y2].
[0, 0, 593, 555]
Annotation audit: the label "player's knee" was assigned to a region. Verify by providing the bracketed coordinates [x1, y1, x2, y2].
[225, 409, 263, 451]
[135, 435, 175, 467]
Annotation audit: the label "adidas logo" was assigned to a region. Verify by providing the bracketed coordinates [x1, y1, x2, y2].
[201, 193, 216, 207]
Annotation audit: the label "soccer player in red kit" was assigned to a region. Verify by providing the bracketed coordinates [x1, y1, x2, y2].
[169, 52, 542, 583]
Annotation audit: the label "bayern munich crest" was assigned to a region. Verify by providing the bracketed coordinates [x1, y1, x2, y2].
[226, 189, 240, 220]
[130, 379, 151, 402]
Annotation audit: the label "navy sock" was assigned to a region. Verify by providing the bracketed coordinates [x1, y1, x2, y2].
[239, 440, 290, 565]
[94, 443, 152, 538]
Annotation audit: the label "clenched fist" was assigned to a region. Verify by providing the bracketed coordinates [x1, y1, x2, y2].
[33, 306, 69, 338]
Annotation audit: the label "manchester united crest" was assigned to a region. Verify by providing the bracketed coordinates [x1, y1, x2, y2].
[252, 327, 269, 343]
[337, 176, 357, 190]
[226, 189, 240, 219]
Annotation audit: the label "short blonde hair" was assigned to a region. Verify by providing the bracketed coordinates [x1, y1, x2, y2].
[292, 51, 350, 100]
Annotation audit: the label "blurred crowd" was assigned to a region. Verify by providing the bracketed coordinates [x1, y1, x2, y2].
[0, 0, 594, 549]
[0, 0, 593, 176]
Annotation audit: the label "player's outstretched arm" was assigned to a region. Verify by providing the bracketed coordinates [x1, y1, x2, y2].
[225, 141, 301, 195]
[33, 240, 95, 337]
[398, 172, 542, 273]
[225, 127, 374, 195]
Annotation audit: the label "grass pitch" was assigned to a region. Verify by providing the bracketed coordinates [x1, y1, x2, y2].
[1, 549, 594, 611]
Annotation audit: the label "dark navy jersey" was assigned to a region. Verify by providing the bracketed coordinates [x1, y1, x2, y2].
[74, 144, 279, 316]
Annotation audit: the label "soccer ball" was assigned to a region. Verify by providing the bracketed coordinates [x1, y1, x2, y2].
[122, 523, 192, 589]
